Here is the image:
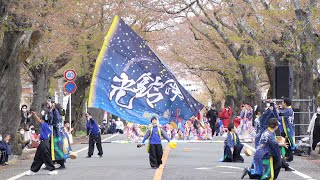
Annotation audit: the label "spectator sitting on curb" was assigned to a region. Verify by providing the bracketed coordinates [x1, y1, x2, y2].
[0, 134, 12, 165]
[115, 118, 124, 134]
[29, 129, 40, 149]
[13, 127, 30, 156]
[108, 119, 117, 134]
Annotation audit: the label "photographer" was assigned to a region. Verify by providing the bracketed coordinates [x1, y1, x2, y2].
[277, 98, 295, 162]
[20, 105, 32, 130]
[86, 112, 103, 158]
[44, 98, 69, 169]
[254, 100, 278, 148]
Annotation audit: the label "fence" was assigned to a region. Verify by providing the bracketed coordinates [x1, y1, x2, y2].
[265, 96, 315, 146]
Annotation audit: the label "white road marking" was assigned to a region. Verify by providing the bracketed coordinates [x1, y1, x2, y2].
[243, 143, 315, 180]
[216, 166, 243, 170]
[75, 134, 118, 153]
[195, 167, 211, 170]
[291, 169, 313, 179]
[157, 140, 225, 143]
[7, 134, 118, 180]
[221, 172, 236, 174]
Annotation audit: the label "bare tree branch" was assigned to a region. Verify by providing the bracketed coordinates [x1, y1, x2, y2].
[165, 0, 197, 15]
[48, 51, 73, 76]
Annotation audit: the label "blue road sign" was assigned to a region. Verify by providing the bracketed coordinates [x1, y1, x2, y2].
[64, 82, 77, 94]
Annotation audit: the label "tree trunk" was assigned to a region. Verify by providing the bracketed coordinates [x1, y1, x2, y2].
[29, 52, 72, 125]
[30, 63, 49, 126]
[0, 31, 24, 136]
[65, 75, 90, 132]
[238, 64, 261, 105]
[225, 95, 235, 122]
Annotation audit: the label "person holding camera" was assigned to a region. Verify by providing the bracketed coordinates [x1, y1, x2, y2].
[48, 99, 70, 169]
[277, 98, 295, 162]
[86, 112, 103, 158]
[20, 105, 32, 130]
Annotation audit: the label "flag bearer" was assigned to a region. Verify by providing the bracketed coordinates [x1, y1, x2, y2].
[141, 117, 170, 169]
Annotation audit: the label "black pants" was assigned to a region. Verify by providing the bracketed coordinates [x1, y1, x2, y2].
[30, 140, 55, 172]
[149, 144, 163, 168]
[116, 129, 124, 134]
[312, 124, 320, 150]
[281, 132, 294, 162]
[281, 158, 289, 169]
[223, 144, 244, 162]
[88, 134, 103, 156]
[233, 145, 244, 162]
[0, 150, 8, 164]
[210, 122, 216, 137]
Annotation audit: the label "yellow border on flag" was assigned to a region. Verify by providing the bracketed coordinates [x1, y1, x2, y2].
[88, 15, 120, 106]
[51, 126, 55, 160]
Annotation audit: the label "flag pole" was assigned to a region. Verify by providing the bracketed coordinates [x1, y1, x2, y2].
[69, 94, 72, 131]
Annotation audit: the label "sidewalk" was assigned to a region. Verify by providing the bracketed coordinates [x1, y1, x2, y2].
[307, 147, 320, 161]
[0, 135, 88, 168]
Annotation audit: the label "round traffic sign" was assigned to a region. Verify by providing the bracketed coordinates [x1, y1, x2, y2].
[64, 82, 77, 94]
[64, 70, 77, 81]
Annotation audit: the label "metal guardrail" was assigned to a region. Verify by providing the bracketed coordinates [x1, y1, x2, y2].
[263, 96, 315, 148]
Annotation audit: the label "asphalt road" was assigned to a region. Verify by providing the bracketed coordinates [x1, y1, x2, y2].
[0, 134, 319, 180]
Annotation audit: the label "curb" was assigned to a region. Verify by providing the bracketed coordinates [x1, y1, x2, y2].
[2, 135, 88, 167]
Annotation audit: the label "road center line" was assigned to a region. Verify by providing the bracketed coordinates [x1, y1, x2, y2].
[7, 134, 118, 180]
[153, 145, 171, 180]
[243, 143, 314, 180]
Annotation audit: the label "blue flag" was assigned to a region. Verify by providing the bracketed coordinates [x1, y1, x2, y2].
[88, 16, 204, 125]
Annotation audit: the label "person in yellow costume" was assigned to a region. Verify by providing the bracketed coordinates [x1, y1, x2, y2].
[141, 117, 171, 169]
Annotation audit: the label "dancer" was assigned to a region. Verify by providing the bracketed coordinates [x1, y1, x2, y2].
[26, 112, 58, 176]
[222, 123, 244, 163]
[241, 118, 288, 179]
[86, 112, 103, 158]
[141, 117, 170, 169]
[278, 98, 295, 162]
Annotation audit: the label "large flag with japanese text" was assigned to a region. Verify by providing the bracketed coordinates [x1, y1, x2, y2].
[88, 16, 204, 125]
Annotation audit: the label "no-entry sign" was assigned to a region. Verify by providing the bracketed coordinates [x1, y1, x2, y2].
[64, 70, 77, 81]
[64, 82, 77, 94]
